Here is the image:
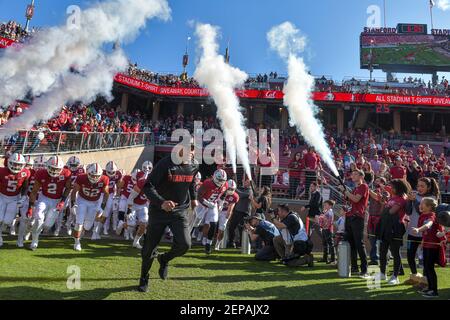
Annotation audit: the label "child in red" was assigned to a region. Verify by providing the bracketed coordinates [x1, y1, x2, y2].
[412, 197, 447, 298]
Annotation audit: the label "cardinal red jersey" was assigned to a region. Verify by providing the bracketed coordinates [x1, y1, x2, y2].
[104, 170, 123, 191]
[0, 167, 30, 197]
[65, 166, 86, 184]
[199, 179, 228, 205]
[133, 178, 149, 205]
[120, 175, 135, 199]
[221, 192, 240, 212]
[75, 174, 109, 201]
[136, 171, 149, 181]
[35, 168, 72, 200]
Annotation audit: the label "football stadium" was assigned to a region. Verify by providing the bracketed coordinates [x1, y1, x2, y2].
[0, 0, 449, 304]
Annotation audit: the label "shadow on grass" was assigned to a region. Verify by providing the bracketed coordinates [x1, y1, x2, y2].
[0, 285, 137, 300]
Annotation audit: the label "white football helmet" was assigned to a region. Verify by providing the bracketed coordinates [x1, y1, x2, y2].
[86, 163, 103, 184]
[24, 155, 33, 168]
[67, 156, 81, 172]
[131, 169, 141, 183]
[142, 161, 153, 174]
[47, 156, 64, 178]
[33, 155, 47, 170]
[226, 179, 237, 195]
[105, 161, 118, 178]
[212, 169, 227, 187]
[8, 153, 26, 174]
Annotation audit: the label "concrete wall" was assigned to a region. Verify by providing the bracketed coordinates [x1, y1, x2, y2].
[59, 145, 155, 174]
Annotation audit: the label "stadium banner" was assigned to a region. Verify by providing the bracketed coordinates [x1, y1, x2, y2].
[0, 36, 16, 48]
[116, 74, 450, 106]
[313, 92, 450, 107]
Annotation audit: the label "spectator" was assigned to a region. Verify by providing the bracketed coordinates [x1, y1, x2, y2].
[368, 177, 389, 266]
[300, 182, 323, 236]
[339, 169, 370, 278]
[405, 177, 440, 285]
[318, 200, 336, 264]
[288, 152, 303, 198]
[412, 197, 447, 298]
[378, 179, 411, 285]
[390, 157, 407, 180]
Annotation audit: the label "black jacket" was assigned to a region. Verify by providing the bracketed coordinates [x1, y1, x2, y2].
[143, 156, 199, 212]
[305, 190, 323, 217]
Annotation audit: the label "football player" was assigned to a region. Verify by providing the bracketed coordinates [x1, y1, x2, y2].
[93, 161, 122, 237]
[0, 153, 30, 248]
[116, 169, 140, 240]
[215, 180, 239, 251]
[27, 156, 72, 250]
[63, 156, 85, 236]
[197, 169, 228, 254]
[70, 163, 109, 251]
[16, 156, 38, 247]
[127, 175, 150, 249]
[140, 161, 153, 180]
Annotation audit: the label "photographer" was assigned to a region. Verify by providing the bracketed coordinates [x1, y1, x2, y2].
[245, 213, 280, 261]
[269, 204, 312, 264]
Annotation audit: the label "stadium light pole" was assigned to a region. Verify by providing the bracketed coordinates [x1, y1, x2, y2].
[24, 0, 35, 33]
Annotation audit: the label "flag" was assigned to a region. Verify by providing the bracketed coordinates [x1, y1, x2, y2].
[225, 46, 230, 64]
[430, 0, 435, 8]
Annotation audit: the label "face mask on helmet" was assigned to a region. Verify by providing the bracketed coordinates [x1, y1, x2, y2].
[48, 166, 62, 178]
[226, 189, 235, 196]
[8, 161, 25, 174]
[88, 173, 102, 184]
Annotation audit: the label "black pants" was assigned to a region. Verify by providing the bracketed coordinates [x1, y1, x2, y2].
[344, 216, 367, 273]
[423, 248, 439, 294]
[321, 229, 335, 262]
[407, 234, 422, 275]
[140, 208, 191, 279]
[255, 245, 278, 261]
[380, 239, 402, 277]
[227, 210, 249, 246]
[289, 177, 300, 198]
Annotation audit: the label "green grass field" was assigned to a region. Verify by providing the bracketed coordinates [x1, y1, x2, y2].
[0, 236, 449, 300]
[361, 44, 450, 67]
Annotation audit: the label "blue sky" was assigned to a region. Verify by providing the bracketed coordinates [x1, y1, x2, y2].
[1, 0, 449, 81]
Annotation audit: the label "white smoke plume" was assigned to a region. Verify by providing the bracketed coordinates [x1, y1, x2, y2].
[437, 0, 450, 11]
[0, 0, 171, 137]
[194, 23, 252, 179]
[267, 22, 338, 176]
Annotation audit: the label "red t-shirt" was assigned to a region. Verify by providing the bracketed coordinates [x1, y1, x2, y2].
[346, 183, 369, 219]
[418, 212, 445, 249]
[386, 195, 407, 223]
[288, 160, 303, 179]
[390, 165, 406, 179]
[304, 152, 318, 170]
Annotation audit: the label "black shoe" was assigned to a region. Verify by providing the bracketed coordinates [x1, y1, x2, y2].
[226, 242, 236, 249]
[351, 268, 359, 274]
[205, 243, 212, 255]
[327, 259, 335, 265]
[368, 261, 379, 266]
[317, 258, 327, 263]
[157, 254, 169, 280]
[138, 275, 149, 293]
[307, 254, 314, 267]
[422, 291, 439, 298]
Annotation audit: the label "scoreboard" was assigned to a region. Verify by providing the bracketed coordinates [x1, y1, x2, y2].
[397, 24, 428, 35]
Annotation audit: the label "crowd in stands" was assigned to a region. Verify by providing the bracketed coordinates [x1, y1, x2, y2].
[0, 20, 36, 42]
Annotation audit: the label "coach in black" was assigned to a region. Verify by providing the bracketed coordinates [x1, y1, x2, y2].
[138, 147, 199, 292]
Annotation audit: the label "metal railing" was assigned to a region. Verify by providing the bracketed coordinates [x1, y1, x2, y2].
[1, 130, 154, 156]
